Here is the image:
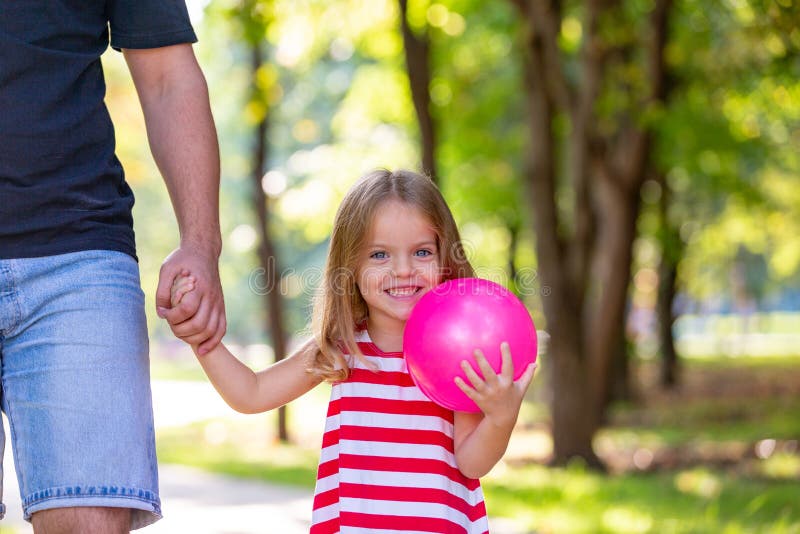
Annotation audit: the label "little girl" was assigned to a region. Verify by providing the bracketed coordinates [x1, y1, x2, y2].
[171, 169, 536, 533]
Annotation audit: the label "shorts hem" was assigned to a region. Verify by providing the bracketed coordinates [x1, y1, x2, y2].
[23, 488, 161, 530]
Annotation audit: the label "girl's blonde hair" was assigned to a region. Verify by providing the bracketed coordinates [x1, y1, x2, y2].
[309, 169, 474, 382]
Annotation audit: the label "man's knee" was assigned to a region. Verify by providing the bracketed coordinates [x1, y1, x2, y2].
[31, 506, 131, 534]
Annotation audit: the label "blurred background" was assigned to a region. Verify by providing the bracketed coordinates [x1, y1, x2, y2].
[101, 0, 799, 532]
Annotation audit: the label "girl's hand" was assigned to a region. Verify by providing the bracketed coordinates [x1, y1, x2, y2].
[170, 271, 196, 307]
[454, 342, 537, 427]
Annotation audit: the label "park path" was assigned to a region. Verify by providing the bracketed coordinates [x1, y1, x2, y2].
[1, 381, 527, 533]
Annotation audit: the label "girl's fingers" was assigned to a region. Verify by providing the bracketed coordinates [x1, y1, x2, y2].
[475, 349, 497, 387]
[460, 357, 486, 390]
[473, 349, 500, 386]
[171, 287, 193, 307]
[454, 376, 478, 399]
[171, 280, 195, 307]
[516, 362, 537, 391]
[171, 273, 193, 289]
[499, 342, 514, 379]
[170, 275, 196, 306]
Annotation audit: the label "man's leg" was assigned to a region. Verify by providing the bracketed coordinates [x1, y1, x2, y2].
[32, 507, 130, 534]
[1, 251, 161, 531]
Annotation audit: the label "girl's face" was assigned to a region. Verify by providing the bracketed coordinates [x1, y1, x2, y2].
[357, 199, 442, 337]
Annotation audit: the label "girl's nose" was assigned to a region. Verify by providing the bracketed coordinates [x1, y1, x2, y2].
[392, 256, 413, 278]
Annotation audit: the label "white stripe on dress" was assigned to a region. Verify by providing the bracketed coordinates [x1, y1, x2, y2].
[338, 439, 456, 467]
[314, 472, 340, 494]
[335, 382, 431, 402]
[330, 411, 453, 433]
[350, 355, 407, 372]
[310, 502, 339, 523]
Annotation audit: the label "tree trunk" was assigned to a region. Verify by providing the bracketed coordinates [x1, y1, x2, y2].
[549, 320, 604, 468]
[513, 0, 672, 467]
[508, 220, 520, 295]
[656, 171, 681, 387]
[250, 43, 289, 442]
[588, 171, 643, 421]
[657, 253, 679, 386]
[609, 308, 634, 404]
[519, 8, 603, 467]
[398, 0, 437, 182]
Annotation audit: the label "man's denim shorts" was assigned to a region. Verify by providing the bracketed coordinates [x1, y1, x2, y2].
[0, 250, 161, 529]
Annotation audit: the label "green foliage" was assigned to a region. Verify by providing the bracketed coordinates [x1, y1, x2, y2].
[643, 0, 800, 304]
[106, 0, 800, 346]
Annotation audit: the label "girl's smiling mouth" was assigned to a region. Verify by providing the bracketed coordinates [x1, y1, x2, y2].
[385, 286, 422, 298]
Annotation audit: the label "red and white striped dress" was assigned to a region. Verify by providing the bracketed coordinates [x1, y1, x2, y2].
[310, 331, 489, 533]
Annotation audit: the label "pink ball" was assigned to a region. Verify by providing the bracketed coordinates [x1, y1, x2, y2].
[403, 277, 538, 413]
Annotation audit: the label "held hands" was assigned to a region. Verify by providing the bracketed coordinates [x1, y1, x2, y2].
[156, 246, 226, 355]
[168, 272, 204, 357]
[454, 342, 537, 427]
[170, 272, 196, 308]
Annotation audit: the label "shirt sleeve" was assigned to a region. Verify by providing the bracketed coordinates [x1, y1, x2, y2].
[108, 0, 197, 50]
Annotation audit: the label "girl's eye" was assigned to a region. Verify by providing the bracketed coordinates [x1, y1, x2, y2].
[415, 249, 434, 257]
[370, 251, 388, 259]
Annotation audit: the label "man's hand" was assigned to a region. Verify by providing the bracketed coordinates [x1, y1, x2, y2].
[156, 246, 226, 355]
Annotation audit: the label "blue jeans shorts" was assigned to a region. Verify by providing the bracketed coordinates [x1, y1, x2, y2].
[0, 250, 161, 529]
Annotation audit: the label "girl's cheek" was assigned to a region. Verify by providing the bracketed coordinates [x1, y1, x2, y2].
[429, 263, 444, 284]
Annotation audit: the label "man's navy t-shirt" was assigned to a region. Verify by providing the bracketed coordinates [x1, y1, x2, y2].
[0, 1, 197, 260]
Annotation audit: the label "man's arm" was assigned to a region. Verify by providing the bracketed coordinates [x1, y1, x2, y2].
[124, 43, 225, 354]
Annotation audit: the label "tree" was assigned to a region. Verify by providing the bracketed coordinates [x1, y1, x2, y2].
[649, 0, 800, 382]
[398, 0, 438, 181]
[227, 0, 291, 441]
[655, 168, 682, 386]
[511, 0, 672, 467]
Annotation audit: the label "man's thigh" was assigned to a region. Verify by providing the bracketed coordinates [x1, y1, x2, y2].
[0, 250, 161, 529]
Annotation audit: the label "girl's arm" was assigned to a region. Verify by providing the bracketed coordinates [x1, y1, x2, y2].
[196, 338, 322, 414]
[170, 274, 322, 414]
[452, 343, 536, 479]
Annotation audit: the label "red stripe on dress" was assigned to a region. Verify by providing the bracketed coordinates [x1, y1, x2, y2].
[341, 512, 469, 533]
[309, 517, 340, 534]
[347, 368, 416, 387]
[312, 487, 339, 510]
[320, 428, 340, 449]
[339, 454, 479, 490]
[339, 396, 453, 419]
[357, 342, 404, 358]
[326, 399, 341, 417]
[340, 425, 455, 452]
[316, 458, 338, 480]
[340, 483, 487, 521]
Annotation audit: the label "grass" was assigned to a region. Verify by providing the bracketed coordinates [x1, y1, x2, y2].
[156, 418, 800, 533]
[155, 354, 800, 533]
[157, 419, 319, 489]
[602, 397, 800, 447]
[483, 463, 800, 533]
